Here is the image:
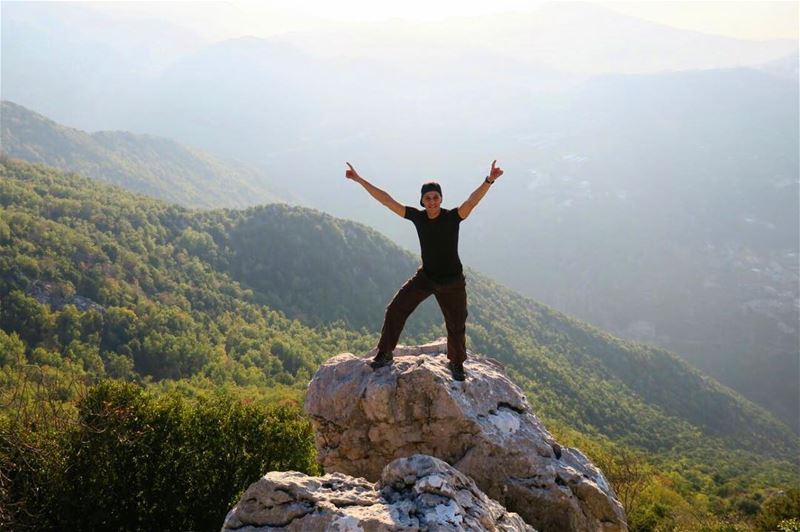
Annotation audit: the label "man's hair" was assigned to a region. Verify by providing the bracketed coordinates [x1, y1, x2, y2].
[420, 182, 442, 207]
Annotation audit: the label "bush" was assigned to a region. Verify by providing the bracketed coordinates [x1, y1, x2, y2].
[0, 330, 25, 366]
[757, 489, 800, 531]
[0, 417, 66, 530]
[4, 380, 320, 531]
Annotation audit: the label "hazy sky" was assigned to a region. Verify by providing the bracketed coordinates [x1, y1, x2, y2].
[86, 1, 798, 42]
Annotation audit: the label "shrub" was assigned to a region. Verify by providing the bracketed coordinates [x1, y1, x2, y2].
[757, 489, 800, 531]
[4, 380, 319, 531]
[60, 381, 319, 530]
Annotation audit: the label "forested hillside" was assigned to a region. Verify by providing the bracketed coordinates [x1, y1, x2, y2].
[5, 97, 796, 436]
[1, 158, 797, 530]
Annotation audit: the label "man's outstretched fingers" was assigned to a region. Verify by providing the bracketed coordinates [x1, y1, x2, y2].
[345, 162, 360, 180]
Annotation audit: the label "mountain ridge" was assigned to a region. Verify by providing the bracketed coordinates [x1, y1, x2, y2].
[0, 100, 298, 209]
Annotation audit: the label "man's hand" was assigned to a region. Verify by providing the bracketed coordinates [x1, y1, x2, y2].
[488, 160, 504, 182]
[345, 162, 362, 181]
[459, 160, 503, 220]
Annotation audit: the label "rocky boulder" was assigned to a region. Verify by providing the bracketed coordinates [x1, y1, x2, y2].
[304, 339, 627, 531]
[222, 454, 534, 531]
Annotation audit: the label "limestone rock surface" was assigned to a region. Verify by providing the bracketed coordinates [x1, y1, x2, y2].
[222, 454, 534, 531]
[304, 339, 627, 531]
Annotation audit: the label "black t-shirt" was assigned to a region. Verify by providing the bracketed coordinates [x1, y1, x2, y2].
[404, 206, 464, 284]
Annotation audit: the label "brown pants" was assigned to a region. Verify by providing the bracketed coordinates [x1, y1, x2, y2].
[377, 268, 468, 364]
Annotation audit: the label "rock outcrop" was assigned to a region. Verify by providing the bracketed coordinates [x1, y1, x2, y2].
[304, 339, 627, 531]
[222, 454, 534, 531]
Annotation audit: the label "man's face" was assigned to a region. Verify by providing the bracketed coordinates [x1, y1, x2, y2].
[422, 191, 441, 211]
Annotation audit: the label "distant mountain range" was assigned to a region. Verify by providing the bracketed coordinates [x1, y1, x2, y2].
[0, 101, 298, 209]
[2, 1, 795, 134]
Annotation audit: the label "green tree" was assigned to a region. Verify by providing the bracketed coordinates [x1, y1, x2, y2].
[0, 291, 53, 349]
[0, 330, 25, 366]
[757, 489, 800, 531]
[60, 381, 319, 531]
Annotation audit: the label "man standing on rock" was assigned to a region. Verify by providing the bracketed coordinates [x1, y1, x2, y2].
[345, 160, 504, 381]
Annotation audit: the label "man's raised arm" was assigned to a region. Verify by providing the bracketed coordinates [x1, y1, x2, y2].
[345, 162, 406, 218]
[457, 160, 504, 220]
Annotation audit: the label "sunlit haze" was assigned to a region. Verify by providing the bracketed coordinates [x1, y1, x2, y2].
[86, 1, 798, 41]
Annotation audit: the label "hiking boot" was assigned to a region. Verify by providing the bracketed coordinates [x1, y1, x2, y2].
[370, 351, 393, 369]
[447, 361, 466, 381]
